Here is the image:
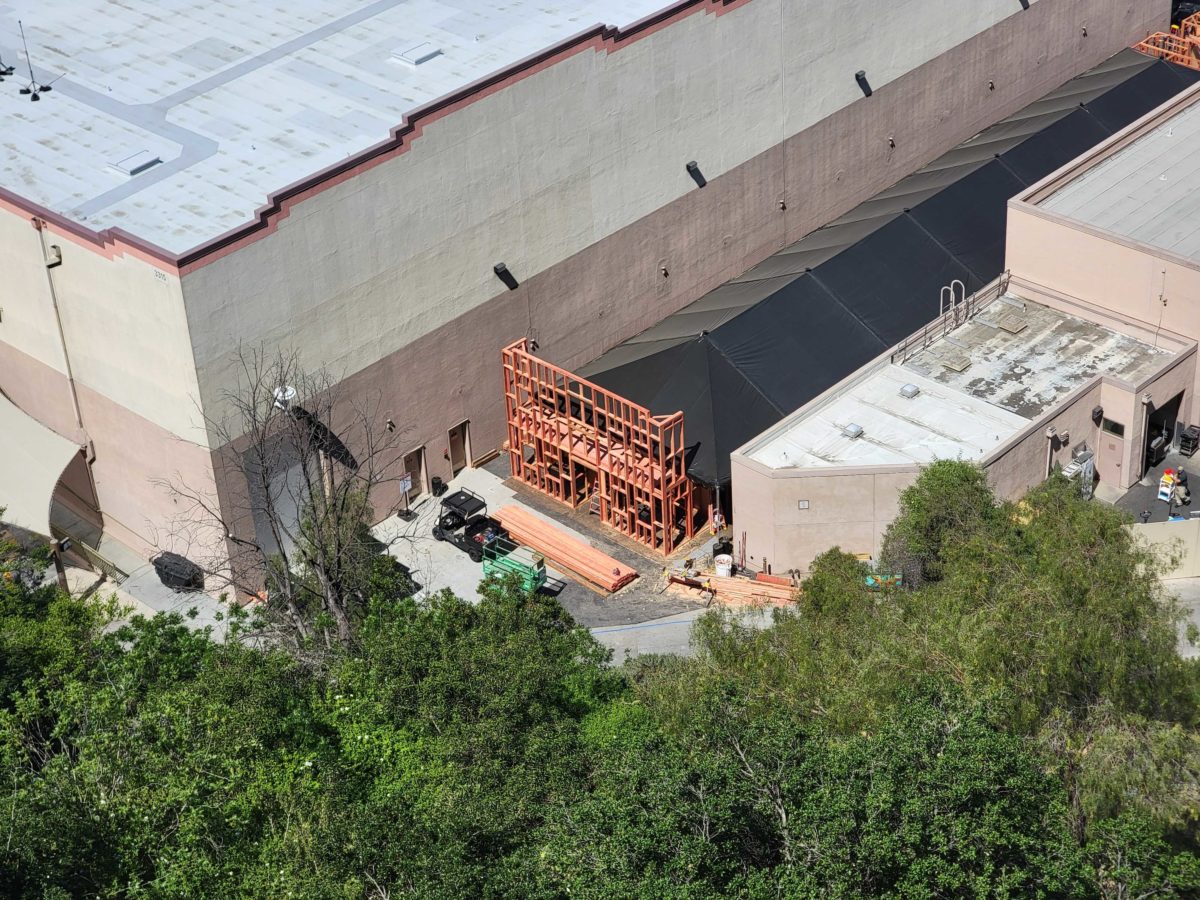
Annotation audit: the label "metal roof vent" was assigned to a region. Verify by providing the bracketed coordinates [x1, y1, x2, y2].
[941, 354, 972, 373]
[842, 423, 864, 439]
[392, 42, 442, 67]
[109, 150, 162, 177]
[997, 311, 1028, 334]
[899, 383, 920, 399]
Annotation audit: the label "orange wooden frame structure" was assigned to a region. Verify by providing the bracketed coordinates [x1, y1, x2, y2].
[501, 339, 695, 555]
[1135, 13, 1200, 70]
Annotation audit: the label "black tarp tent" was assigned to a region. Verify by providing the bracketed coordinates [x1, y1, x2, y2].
[579, 52, 1200, 487]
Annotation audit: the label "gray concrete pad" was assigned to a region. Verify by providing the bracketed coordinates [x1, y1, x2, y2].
[1167, 577, 1200, 659]
[591, 605, 776, 662]
[372, 463, 705, 630]
[111, 564, 231, 640]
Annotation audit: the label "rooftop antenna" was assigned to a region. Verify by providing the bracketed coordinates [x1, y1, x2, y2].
[17, 20, 52, 100]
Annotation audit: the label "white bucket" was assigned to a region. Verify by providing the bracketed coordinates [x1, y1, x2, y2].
[714, 554, 733, 577]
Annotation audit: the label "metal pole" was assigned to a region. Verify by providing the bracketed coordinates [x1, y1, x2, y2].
[35, 221, 84, 432]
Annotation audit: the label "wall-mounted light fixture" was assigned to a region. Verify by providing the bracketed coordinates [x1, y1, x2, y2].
[1091, 405, 1104, 424]
[273, 385, 297, 412]
[855, 70, 872, 97]
[45, 244, 62, 268]
[494, 262, 519, 291]
[385, 418, 396, 433]
[1143, 392, 1154, 406]
[685, 160, 706, 188]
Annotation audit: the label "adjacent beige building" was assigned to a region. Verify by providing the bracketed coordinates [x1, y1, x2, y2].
[732, 78, 1200, 574]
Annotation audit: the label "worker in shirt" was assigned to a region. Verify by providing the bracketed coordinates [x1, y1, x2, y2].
[1174, 470, 1191, 506]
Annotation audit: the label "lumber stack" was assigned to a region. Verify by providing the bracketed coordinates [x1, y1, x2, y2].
[493, 505, 638, 592]
[755, 572, 793, 588]
[669, 572, 795, 606]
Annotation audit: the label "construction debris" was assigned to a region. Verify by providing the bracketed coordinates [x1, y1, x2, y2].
[668, 572, 795, 606]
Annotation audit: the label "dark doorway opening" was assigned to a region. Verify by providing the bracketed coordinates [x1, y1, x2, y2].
[1145, 391, 1184, 473]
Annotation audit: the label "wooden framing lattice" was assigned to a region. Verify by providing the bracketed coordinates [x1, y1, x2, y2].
[501, 339, 695, 555]
[1135, 14, 1200, 70]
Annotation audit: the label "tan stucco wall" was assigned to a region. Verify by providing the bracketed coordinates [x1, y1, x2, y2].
[985, 382, 1106, 499]
[184, 0, 1166, 504]
[1006, 204, 1200, 426]
[730, 454, 918, 574]
[0, 208, 208, 446]
[0, 340, 217, 558]
[0, 207, 214, 557]
[1131, 519, 1200, 579]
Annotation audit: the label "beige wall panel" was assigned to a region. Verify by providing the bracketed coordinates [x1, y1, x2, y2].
[0, 207, 207, 447]
[0, 341, 216, 560]
[0, 209, 68, 377]
[1132, 520, 1200, 579]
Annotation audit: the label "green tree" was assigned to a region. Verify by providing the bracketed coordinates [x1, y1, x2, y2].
[539, 684, 1088, 898]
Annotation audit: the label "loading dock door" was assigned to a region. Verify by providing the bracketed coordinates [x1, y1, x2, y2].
[448, 421, 470, 477]
[1097, 418, 1125, 487]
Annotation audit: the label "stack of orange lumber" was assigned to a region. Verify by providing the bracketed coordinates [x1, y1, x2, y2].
[669, 572, 795, 606]
[755, 572, 793, 587]
[493, 505, 638, 592]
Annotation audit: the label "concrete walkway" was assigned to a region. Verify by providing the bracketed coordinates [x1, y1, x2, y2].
[1168, 578, 1200, 659]
[64, 564, 231, 640]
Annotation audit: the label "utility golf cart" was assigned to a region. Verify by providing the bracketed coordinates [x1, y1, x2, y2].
[431, 488, 505, 563]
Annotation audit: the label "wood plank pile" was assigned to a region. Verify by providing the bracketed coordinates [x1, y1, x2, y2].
[493, 505, 638, 592]
[755, 572, 793, 588]
[668, 572, 795, 606]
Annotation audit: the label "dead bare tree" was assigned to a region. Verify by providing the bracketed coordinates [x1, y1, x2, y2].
[163, 347, 416, 654]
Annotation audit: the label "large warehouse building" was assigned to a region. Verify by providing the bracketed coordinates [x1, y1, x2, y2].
[0, 0, 1167, 572]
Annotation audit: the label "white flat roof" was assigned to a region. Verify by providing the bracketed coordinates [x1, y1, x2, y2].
[745, 368, 1029, 470]
[743, 297, 1173, 471]
[1040, 95, 1200, 262]
[0, 0, 669, 254]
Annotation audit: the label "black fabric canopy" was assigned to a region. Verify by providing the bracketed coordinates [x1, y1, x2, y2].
[581, 53, 1200, 487]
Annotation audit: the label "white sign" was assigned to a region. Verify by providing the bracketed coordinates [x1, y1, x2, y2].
[399, 473, 413, 494]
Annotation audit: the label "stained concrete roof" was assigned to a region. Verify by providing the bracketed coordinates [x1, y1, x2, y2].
[744, 297, 1173, 470]
[0, 0, 668, 254]
[1040, 95, 1200, 261]
[902, 297, 1172, 418]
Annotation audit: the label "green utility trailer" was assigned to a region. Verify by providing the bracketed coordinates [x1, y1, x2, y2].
[482, 537, 548, 592]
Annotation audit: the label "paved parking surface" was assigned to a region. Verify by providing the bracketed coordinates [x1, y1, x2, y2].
[371, 465, 710, 649]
